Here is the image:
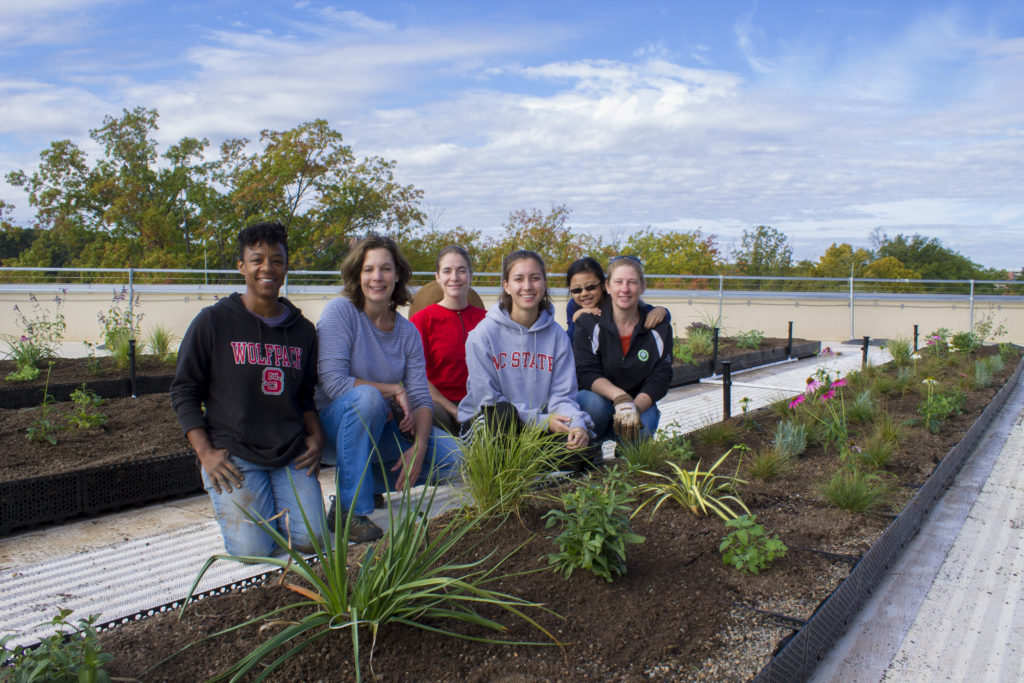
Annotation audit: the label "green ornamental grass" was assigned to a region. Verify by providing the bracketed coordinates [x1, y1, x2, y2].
[170, 466, 561, 683]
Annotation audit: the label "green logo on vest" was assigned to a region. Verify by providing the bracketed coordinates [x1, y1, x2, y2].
[638, 349, 649, 361]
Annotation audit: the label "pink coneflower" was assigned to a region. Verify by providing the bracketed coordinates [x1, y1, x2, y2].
[805, 379, 822, 394]
[820, 346, 835, 357]
[831, 378, 848, 388]
[789, 395, 806, 409]
[819, 389, 836, 402]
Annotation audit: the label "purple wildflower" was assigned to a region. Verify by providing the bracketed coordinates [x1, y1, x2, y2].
[788, 395, 806, 409]
[819, 389, 836, 402]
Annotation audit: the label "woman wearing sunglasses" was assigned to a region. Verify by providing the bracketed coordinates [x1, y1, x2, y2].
[565, 257, 669, 339]
[573, 256, 673, 442]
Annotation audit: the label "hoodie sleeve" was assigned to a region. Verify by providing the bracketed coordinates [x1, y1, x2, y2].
[169, 307, 213, 436]
[457, 323, 510, 422]
[298, 320, 319, 413]
[316, 298, 357, 401]
[542, 330, 594, 433]
[572, 313, 604, 391]
[636, 320, 674, 403]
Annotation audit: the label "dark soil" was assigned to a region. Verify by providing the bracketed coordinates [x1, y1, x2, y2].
[0, 355, 175, 390]
[90, 346, 1021, 682]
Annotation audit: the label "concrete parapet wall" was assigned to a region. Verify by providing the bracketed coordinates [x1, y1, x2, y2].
[1, 285, 1021, 345]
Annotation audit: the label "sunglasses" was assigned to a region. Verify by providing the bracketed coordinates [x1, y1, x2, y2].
[609, 254, 642, 265]
[569, 283, 602, 296]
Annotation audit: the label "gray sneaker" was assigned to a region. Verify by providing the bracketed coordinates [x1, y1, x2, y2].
[348, 515, 384, 544]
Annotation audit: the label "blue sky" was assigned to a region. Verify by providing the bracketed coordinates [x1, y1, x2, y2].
[2, 1, 1022, 270]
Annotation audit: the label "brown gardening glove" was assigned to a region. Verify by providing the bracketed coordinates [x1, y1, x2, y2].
[612, 393, 641, 441]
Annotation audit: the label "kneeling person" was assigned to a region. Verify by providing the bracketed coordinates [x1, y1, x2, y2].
[573, 256, 673, 443]
[170, 222, 326, 557]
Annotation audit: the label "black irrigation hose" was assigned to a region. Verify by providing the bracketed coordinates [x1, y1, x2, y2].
[789, 544, 861, 566]
[730, 601, 807, 628]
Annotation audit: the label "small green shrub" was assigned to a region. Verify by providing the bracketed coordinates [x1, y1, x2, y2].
[719, 514, 788, 575]
[884, 337, 913, 367]
[545, 471, 645, 582]
[617, 435, 693, 470]
[695, 419, 741, 448]
[859, 430, 897, 469]
[746, 447, 790, 481]
[26, 365, 62, 445]
[951, 331, 981, 353]
[771, 420, 808, 459]
[986, 353, 1005, 374]
[145, 324, 177, 363]
[3, 292, 67, 381]
[972, 358, 994, 389]
[0, 608, 112, 683]
[846, 390, 877, 424]
[686, 324, 715, 357]
[917, 379, 964, 434]
[819, 466, 896, 514]
[67, 384, 109, 429]
[733, 329, 765, 350]
[672, 339, 695, 364]
[460, 418, 571, 517]
[634, 446, 750, 521]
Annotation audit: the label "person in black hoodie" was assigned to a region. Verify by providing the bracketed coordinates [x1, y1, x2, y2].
[170, 222, 326, 557]
[573, 255, 673, 443]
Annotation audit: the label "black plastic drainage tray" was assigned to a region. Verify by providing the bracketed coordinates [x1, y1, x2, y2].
[754, 353, 1024, 683]
[0, 450, 202, 537]
[670, 340, 821, 387]
[0, 375, 174, 410]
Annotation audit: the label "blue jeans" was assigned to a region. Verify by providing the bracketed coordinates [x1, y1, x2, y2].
[577, 389, 660, 442]
[202, 455, 327, 557]
[319, 385, 463, 516]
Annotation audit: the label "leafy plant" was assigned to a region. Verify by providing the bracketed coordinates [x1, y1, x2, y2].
[973, 313, 1007, 342]
[672, 339, 695, 364]
[25, 365, 62, 445]
[0, 608, 112, 683]
[917, 378, 963, 434]
[719, 514, 787, 575]
[460, 418, 571, 517]
[924, 327, 950, 356]
[733, 329, 765, 350]
[545, 470, 645, 582]
[67, 384, 109, 429]
[771, 420, 808, 459]
[819, 466, 896, 514]
[145, 324, 177, 363]
[3, 292, 67, 381]
[96, 287, 143, 370]
[634, 446, 750, 521]
[174, 470, 560, 682]
[951, 330, 981, 354]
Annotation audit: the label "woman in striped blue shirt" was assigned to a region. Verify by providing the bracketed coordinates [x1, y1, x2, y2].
[315, 235, 462, 543]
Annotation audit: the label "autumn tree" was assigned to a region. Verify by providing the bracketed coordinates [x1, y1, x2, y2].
[730, 225, 793, 290]
[619, 228, 721, 288]
[477, 205, 604, 275]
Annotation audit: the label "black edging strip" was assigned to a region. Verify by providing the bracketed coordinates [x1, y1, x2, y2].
[753, 354, 1024, 683]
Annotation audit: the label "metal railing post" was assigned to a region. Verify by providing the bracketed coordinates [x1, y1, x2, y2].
[969, 280, 975, 333]
[128, 268, 135, 335]
[849, 276, 855, 340]
[862, 336, 870, 368]
[712, 327, 720, 374]
[786, 321, 793, 358]
[913, 325, 919, 351]
[721, 361, 732, 420]
[718, 274, 724, 325]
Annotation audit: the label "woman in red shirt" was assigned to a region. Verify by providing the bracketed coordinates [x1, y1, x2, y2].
[410, 246, 486, 433]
